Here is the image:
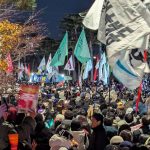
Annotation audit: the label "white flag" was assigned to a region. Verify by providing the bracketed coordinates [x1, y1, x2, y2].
[18, 62, 24, 80]
[83, 0, 150, 89]
[113, 35, 150, 90]
[64, 55, 74, 71]
[38, 56, 46, 72]
[97, 0, 150, 67]
[46, 53, 53, 73]
[83, 0, 105, 30]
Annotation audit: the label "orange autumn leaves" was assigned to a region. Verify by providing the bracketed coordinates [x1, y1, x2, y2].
[0, 20, 22, 54]
[0, 20, 22, 71]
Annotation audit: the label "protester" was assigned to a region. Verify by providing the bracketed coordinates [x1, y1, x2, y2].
[0, 80, 149, 150]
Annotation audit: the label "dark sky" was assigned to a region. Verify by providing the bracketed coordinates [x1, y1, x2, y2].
[37, 0, 93, 40]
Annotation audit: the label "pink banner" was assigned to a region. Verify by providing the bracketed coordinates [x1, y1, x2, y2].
[18, 85, 39, 111]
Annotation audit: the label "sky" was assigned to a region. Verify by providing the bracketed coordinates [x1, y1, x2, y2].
[37, 0, 93, 39]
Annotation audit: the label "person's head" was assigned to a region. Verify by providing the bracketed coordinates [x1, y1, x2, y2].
[139, 134, 150, 145]
[35, 113, 43, 123]
[91, 113, 103, 128]
[71, 119, 81, 131]
[141, 115, 150, 126]
[105, 145, 120, 150]
[119, 141, 133, 150]
[117, 110, 125, 119]
[104, 117, 113, 126]
[118, 124, 131, 134]
[110, 136, 124, 145]
[119, 130, 133, 142]
[22, 116, 36, 132]
[125, 114, 134, 124]
[64, 110, 74, 120]
[15, 113, 25, 125]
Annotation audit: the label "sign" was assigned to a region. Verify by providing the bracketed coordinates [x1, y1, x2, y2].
[18, 85, 39, 111]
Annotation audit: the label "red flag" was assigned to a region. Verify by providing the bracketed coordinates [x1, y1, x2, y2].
[144, 50, 148, 62]
[94, 56, 99, 81]
[6, 53, 13, 74]
[136, 83, 142, 112]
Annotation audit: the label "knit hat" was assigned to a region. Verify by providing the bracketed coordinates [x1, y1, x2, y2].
[110, 136, 124, 144]
[126, 108, 133, 114]
[92, 113, 103, 122]
[117, 102, 124, 109]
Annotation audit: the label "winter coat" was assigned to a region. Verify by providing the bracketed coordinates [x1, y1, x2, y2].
[89, 125, 107, 150]
[71, 130, 89, 150]
[0, 120, 14, 150]
[49, 134, 72, 150]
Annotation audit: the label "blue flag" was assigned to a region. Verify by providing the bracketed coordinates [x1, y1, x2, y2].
[99, 52, 109, 85]
[83, 59, 93, 80]
[50, 32, 68, 66]
[74, 28, 91, 63]
[38, 56, 46, 72]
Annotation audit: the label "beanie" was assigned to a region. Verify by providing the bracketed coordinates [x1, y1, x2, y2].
[110, 136, 124, 144]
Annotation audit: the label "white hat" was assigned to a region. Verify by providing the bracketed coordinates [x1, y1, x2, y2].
[126, 108, 133, 114]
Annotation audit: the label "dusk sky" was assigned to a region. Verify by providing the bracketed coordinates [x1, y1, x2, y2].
[37, 0, 93, 39]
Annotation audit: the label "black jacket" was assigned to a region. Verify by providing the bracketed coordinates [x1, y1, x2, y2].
[89, 125, 107, 150]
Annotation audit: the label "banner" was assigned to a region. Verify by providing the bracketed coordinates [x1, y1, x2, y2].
[98, 0, 150, 66]
[18, 85, 39, 111]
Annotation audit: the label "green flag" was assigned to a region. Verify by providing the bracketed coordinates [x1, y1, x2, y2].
[50, 32, 68, 66]
[74, 28, 91, 63]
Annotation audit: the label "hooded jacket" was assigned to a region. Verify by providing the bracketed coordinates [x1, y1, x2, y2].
[71, 130, 89, 150]
[49, 134, 72, 150]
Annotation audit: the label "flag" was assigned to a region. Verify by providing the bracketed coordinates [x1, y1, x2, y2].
[83, 59, 93, 80]
[97, 0, 150, 64]
[74, 28, 91, 63]
[38, 56, 46, 72]
[83, 0, 150, 89]
[98, 52, 106, 80]
[50, 32, 68, 66]
[94, 56, 100, 81]
[6, 53, 13, 74]
[78, 74, 82, 87]
[83, 0, 105, 30]
[64, 55, 74, 71]
[136, 83, 142, 112]
[101, 63, 110, 85]
[98, 52, 109, 85]
[18, 62, 24, 80]
[112, 36, 150, 90]
[46, 53, 53, 73]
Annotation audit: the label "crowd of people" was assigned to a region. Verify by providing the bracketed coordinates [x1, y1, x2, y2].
[0, 80, 150, 150]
